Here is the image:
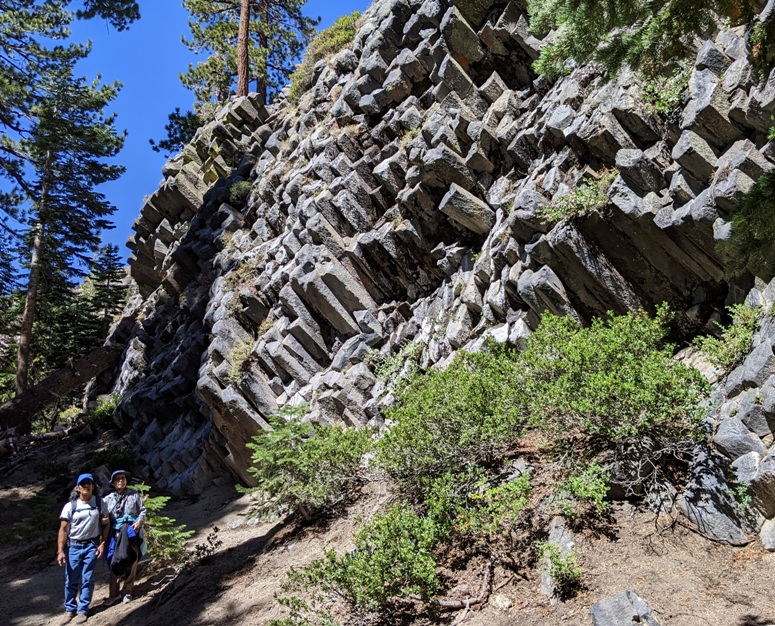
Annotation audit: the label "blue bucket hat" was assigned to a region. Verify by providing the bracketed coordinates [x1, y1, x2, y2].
[76, 473, 94, 486]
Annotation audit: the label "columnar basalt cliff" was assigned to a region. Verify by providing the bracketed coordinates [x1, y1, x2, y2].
[98, 0, 775, 545]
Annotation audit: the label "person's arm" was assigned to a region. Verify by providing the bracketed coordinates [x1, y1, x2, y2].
[132, 492, 147, 531]
[56, 520, 68, 566]
[96, 502, 110, 558]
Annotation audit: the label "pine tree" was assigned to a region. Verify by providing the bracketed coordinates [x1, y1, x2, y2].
[85, 243, 129, 339]
[0, 0, 139, 297]
[10, 56, 125, 394]
[181, 0, 318, 106]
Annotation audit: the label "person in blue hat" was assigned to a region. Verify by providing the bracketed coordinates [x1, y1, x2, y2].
[56, 473, 110, 625]
[101, 469, 146, 606]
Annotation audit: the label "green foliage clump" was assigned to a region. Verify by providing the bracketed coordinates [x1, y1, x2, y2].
[527, 0, 752, 79]
[242, 405, 373, 521]
[642, 67, 690, 119]
[86, 394, 121, 429]
[288, 12, 361, 101]
[731, 481, 753, 512]
[455, 471, 532, 540]
[523, 305, 709, 450]
[133, 483, 195, 568]
[376, 347, 525, 496]
[226, 339, 254, 384]
[692, 304, 759, 370]
[366, 339, 423, 387]
[270, 306, 713, 621]
[539, 542, 582, 598]
[541, 169, 617, 222]
[554, 463, 610, 518]
[719, 170, 775, 279]
[229, 180, 252, 207]
[287, 503, 443, 614]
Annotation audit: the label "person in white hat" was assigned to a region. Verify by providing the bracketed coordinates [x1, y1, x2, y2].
[102, 469, 147, 606]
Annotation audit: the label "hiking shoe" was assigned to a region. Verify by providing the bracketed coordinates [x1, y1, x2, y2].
[59, 612, 76, 625]
[122, 594, 132, 604]
[74, 615, 88, 625]
[102, 596, 120, 607]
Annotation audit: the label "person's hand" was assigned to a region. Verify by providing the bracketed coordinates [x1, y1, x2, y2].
[56, 551, 66, 567]
[96, 542, 106, 559]
[132, 521, 142, 532]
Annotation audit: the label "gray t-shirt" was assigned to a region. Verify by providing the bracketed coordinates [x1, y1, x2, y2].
[59, 497, 108, 541]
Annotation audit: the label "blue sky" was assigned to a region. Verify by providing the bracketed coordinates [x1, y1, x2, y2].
[71, 0, 371, 262]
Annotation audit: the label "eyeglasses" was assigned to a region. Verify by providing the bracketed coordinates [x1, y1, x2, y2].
[113, 476, 127, 482]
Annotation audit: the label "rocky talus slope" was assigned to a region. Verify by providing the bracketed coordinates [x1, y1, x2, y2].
[93, 0, 775, 552]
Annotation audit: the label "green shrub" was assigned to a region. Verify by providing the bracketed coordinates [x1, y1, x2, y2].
[365, 339, 422, 387]
[229, 180, 252, 207]
[554, 463, 610, 518]
[541, 169, 617, 222]
[241, 405, 373, 521]
[455, 471, 532, 540]
[539, 542, 582, 599]
[226, 339, 254, 384]
[287, 503, 443, 614]
[288, 12, 361, 102]
[692, 304, 759, 370]
[133, 483, 194, 568]
[642, 67, 689, 119]
[719, 170, 775, 279]
[376, 347, 525, 497]
[523, 305, 709, 450]
[86, 394, 121, 429]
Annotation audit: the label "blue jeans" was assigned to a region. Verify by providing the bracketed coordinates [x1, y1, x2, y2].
[64, 541, 98, 614]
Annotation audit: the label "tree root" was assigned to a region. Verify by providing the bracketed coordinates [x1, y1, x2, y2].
[437, 560, 493, 612]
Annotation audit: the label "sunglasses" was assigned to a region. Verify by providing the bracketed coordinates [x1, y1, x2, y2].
[79, 480, 94, 486]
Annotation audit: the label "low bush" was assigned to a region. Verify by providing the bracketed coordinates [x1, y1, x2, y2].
[283, 503, 444, 616]
[642, 67, 690, 120]
[86, 394, 121, 429]
[229, 180, 252, 207]
[241, 405, 373, 521]
[376, 346, 525, 497]
[226, 339, 254, 384]
[288, 12, 361, 102]
[692, 304, 759, 370]
[553, 463, 610, 518]
[540, 169, 617, 222]
[539, 542, 582, 599]
[133, 483, 194, 568]
[523, 305, 709, 447]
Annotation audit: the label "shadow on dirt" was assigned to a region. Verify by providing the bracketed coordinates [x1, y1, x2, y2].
[112, 518, 292, 626]
[737, 616, 775, 626]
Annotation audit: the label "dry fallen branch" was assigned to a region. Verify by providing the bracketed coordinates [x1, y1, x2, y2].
[437, 560, 493, 612]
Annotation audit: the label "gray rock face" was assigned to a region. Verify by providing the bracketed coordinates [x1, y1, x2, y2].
[100, 0, 775, 520]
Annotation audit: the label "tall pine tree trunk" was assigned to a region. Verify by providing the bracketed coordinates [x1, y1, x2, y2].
[257, 1, 268, 105]
[237, 0, 250, 96]
[16, 150, 52, 394]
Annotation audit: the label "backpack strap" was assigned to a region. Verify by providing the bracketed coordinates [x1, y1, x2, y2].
[67, 496, 102, 539]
